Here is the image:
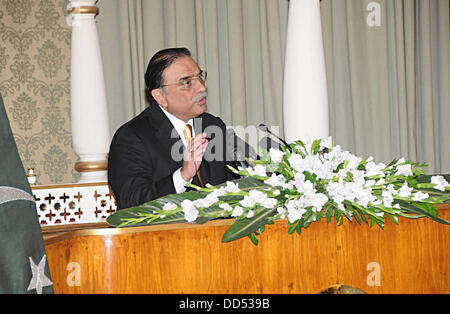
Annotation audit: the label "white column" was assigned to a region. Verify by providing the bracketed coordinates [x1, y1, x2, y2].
[67, 0, 110, 183]
[283, 0, 329, 143]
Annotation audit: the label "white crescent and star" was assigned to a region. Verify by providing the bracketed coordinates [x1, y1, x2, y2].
[27, 255, 53, 294]
[1, 186, 53, 293]
[0, 186, 35, 206]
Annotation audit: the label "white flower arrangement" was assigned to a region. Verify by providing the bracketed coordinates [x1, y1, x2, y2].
[107, 137, 450, 245]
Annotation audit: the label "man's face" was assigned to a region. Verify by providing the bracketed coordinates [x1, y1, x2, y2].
[153, 56, 207, 122]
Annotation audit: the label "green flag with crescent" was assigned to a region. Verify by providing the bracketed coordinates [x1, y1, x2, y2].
[0, 93, 53, 294]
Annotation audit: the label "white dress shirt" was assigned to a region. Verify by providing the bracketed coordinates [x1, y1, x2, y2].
[159, 106, 194, 193]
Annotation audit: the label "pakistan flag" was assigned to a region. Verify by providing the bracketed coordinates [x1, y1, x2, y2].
[0, 93, 53, 294]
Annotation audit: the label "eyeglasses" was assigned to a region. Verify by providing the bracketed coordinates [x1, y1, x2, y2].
[160, 70, 207, 90]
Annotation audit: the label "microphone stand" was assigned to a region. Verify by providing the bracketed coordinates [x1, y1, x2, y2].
[258, 124, 292, 152]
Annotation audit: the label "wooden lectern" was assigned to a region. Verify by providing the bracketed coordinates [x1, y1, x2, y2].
[44, 204, 449, 294]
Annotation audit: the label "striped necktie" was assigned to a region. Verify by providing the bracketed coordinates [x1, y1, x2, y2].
[183, 124, 204, 187]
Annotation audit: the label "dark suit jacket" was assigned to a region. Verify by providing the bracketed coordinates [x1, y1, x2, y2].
[108, 104, 238, 210]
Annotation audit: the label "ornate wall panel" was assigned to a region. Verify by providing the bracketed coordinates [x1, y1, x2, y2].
[32, 183, 117, 226]
[0, 0, 79, 184]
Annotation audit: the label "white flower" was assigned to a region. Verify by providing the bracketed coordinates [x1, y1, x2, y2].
[331, 149, 362, 174]
[225, 181, 240, 193]
[246, 164, 267, 177]
[395, 164, 413, 176]
[372, 199, 382, 206]
[282, 181, 294, 190]
[193, 193, 219, 208]
[364, 180, 376, 188]
[209, 186, 227, 197]
[287, 208, 307, 224]
[184, 210, 198, 222]
[431, 175, 449, 192]
[337, 203, 346, 212]
[304, 140, 313, 154]
[396, 158, 406, 165]
[277, 207, 286, 219]
[219, 203, 233, 212]
[327, 186, 344, 204]
[355, 188, 377, 208]
[231, 205, 244, 217]
[385, 184, 398, 196]
[287, 154, 305, 172]
[269, 148, 285, 163]
[351, 170, 366, 184]
[412, 191, 429, 201]
[240, 195, 256, 208]
[246, 210, 255, 218]
[162, 202, 178, 211]
[303, 154, 321, 174]
[242, 190, 278, 209]
[260, 197, 278, 209]
[382, 189, 394, 207]
[347, 156, 363, 172]
[254, 164, 268, 177]
[249, 190, 267, 202]
[309, 193, 328, 211]
[181, 200, 198, 223]
[321, 136, 333, 149]
[265, 173, 286, 187]
[181, 199, 195, 212]
[398, 181, 413, 198]
[292, 172, 306, 191]
[365, 161, 386, 177]
[286, 199, 307, 223]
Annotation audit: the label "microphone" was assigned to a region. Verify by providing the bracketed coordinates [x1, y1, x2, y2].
[226, 129, 259, 165]
[258, 124, 291, 151]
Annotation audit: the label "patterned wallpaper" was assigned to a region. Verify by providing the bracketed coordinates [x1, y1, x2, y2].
[0, 0, 79, 185]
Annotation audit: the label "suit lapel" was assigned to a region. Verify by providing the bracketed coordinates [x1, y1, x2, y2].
[147, 105, 184, 169]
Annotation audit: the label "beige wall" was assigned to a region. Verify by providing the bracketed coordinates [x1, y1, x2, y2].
[0, 0, 78, 185]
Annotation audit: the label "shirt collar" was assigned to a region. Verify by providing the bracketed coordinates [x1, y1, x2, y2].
[159, 106, 194, 146]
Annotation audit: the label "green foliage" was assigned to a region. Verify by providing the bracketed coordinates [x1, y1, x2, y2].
[107, 139, 450, 246]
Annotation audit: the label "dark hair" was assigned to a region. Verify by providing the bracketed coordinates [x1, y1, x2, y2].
[144, 47, 192, 106]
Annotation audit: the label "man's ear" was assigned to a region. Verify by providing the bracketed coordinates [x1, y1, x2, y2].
[151, 88, 168, 109]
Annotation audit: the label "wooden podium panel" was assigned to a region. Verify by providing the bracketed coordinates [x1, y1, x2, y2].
[44, 205, 449, 294]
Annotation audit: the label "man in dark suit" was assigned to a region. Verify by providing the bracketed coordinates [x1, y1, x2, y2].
[108, 48, 238, 210]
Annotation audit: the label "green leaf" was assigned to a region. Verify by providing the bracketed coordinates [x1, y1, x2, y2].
[353, 211, 362, 225]
[396, 199, 450, 225]
[260, 149, 271, 163]
[265, 162, 280, 173]
[256, 225, 266, 235]
[325, 205, 333, 223]
[391, 215, 399, 225]
[249, 233, 259, 246]
[355, 207, 368, 224]
[107, 190, 205, 227]
[375, 220, 385, 230]
[311, 139, 322, 154]
[296, 223, 302, 235]
[222, 207, 278, 242]
[288, 224, 297, 235]
[230, 176, 270, 190]
[107, 177, 269, 228]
